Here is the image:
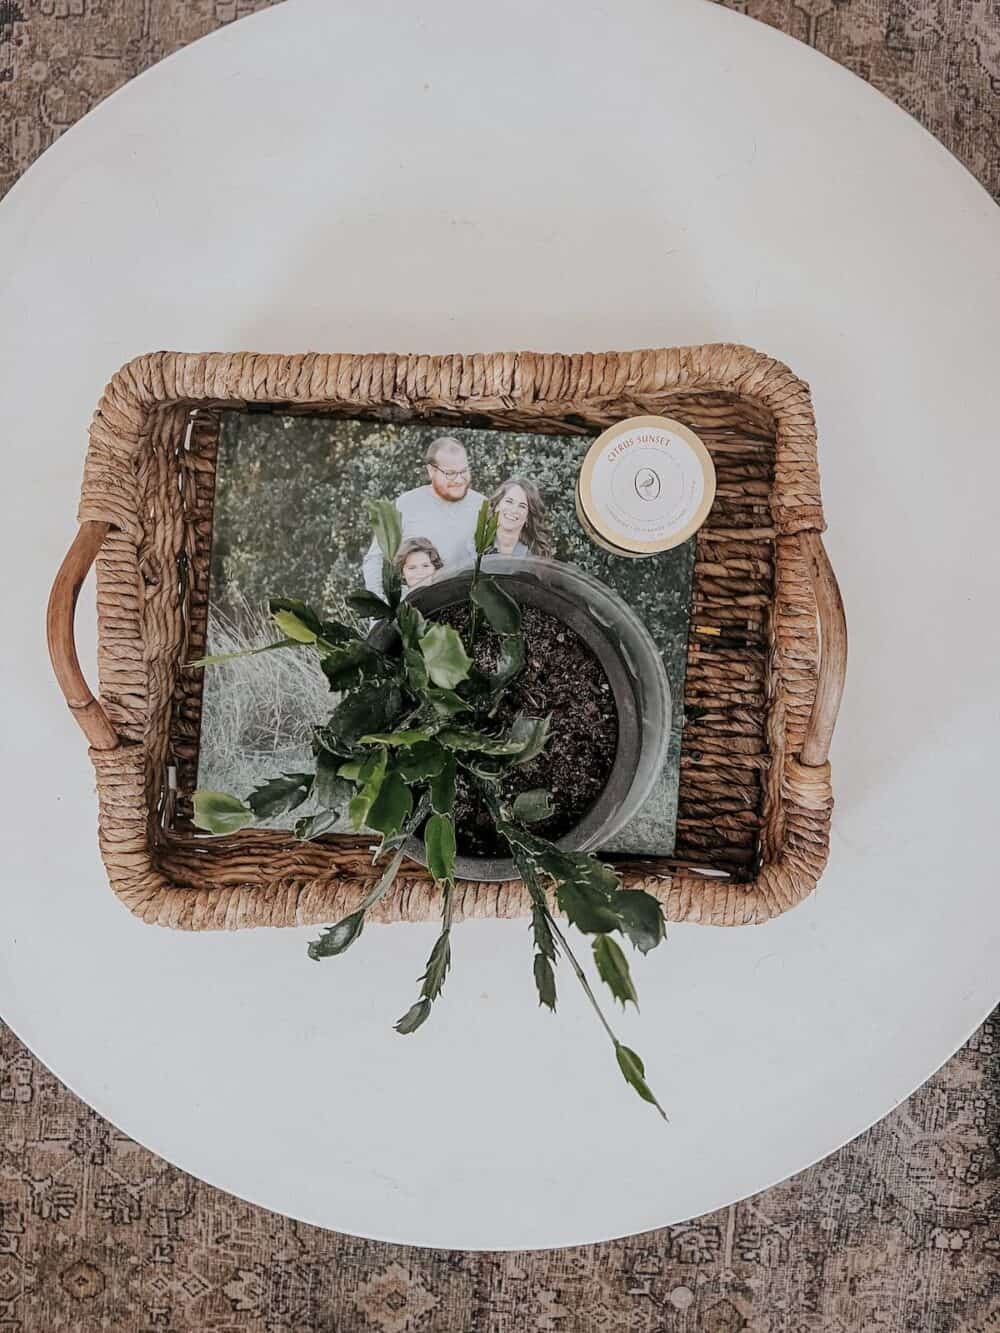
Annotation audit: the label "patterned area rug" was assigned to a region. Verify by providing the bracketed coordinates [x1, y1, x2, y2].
[2, 2, 998, 1329]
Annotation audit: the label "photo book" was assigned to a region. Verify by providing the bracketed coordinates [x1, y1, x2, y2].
[197, 414, 697, 855]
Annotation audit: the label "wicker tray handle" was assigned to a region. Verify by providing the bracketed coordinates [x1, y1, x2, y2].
[46, 522, 846, 766]
[798, 531, 847, 766]
[47, 520, 118, 751]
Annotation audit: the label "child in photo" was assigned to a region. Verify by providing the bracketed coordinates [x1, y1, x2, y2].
[396, 536, 444, 593]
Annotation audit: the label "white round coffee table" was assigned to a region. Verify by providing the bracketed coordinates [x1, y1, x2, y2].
[2, 0, 998, 1250]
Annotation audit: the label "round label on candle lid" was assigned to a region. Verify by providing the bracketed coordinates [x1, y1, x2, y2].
[577, 415, 716, 555]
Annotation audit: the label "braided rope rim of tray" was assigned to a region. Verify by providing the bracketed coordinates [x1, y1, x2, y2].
[48, 343, 845, 930]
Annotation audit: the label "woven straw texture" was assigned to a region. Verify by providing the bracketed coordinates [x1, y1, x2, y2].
[3, 3, 998, 1332]
[78, 344, 835, 932]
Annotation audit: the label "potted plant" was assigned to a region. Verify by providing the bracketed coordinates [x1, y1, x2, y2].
[372, 553, 671, 882]
[193, 500, 672, 1117]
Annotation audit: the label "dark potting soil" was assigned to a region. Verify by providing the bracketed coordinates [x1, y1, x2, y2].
[430, 604, 618, 859]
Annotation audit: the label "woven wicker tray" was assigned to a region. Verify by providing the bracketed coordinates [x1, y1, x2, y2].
[48, 344, 846, 931]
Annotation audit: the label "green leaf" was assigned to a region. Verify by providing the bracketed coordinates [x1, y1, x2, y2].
[496, 820, 557, 863]
[396, 602, 427, 648]
[615, 1043, 668, 1120]
[308, 910, 365, 959]
[520, 859, 558, 1010]
[349, 748, 388, 830]
[295, 807, 343, 840]
[349, 794, 373, 826]
[348, 794, 372, 830]
[424, 813, 456, 884]
[366, 770, 412, 838]
[356, 746, 388, 791]
[192, 790, 253, 835]
[507, 713, 551, 765]
[271, 609, 318, 644]
[593, 934, 639, 1009]
[394, 998, 432, 1035]
[430, 753, 457, 813]
[347, 590, 394, 620]
[419, 623, 473, 689]
[318, 619, 358, 646]
[569, 854, 621, 896]
[397, 741, 447, 783]
[504, 825, 619, 897]
[404, 647, 429, 693]
[307, 825, 418, 957]
[392, 880, 455, 1042]
[614, 890, 667, 955]
[359, 730, 432, 748]
[474, 499, 499, 556]
[396, 885, 454, 1031]
[533, 953, 557, 1010]
[557, 877, 622, 935]
[185, 637, 298, 668]
[314, 751, 352, 811]
[336, 757, 365, 780]
[319, 640, 387, 691]
[489, 634, 525, 691]
[511, 789, 554, 824]
[246, 772, 314, 820]
[269, 597, 323, 639]
[419, 924, 452, 1001]
[426, 687, 470, 716]
[519, 837, 660, 953]
[457, 664, 493, 704]
[269, 598, 355, 649]
[368, 499, 403, 562]
[437, 729, 527, 755]
[541, 846, 623, 932]
[320, 682, 404, 751]
[530, 898, 557, 961]
[470, 576, 521, 635]
[382, 560, 403, 611]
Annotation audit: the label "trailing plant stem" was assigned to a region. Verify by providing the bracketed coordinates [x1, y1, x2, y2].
[543, 907, 618, 1046]
[468, 550, 485, 650]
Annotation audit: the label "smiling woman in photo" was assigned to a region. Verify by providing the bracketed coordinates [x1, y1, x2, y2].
[488, 477, 553, 558]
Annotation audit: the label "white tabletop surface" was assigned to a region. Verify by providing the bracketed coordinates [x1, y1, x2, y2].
[2, 0, 999, 1251]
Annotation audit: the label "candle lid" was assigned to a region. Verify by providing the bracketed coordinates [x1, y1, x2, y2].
[576, 415, 716, 555]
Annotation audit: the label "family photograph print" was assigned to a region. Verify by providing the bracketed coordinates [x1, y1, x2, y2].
[198, 414, 695, 855]
[361, 434, 553, 601]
